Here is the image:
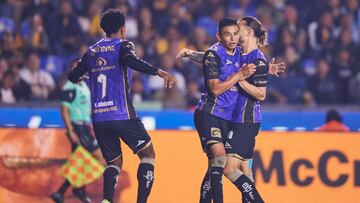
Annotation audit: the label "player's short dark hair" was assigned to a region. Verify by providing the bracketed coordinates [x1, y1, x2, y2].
[218, 17, 238, 34]
[326, 109, 342, 123]
[100, 9, 125, 37]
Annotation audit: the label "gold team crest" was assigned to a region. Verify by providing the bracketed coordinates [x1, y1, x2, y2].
[96, 57, 107, 66]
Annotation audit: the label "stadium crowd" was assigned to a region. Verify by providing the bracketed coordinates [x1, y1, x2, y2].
[0, 0, 359, 108]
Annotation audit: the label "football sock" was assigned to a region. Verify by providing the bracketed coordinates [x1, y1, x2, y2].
[103, 165, 120, 202]
[199, 169, 212, 203]
[137, 158, 155, 203]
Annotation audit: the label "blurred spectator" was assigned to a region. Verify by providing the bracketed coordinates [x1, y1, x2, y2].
[185, 80, 201, 109]
[228, 0, 256, 19]
[78, 1, 104, 43]
[197, 6, 225, 37]
[268, 71, 305, 104]
[317, 109, 350, 132]
[1, 32, 17, 58]
[163, 85, 186, 109]
[0, 0, 359, 106]
[349, 72, 360, 103]
[47, 0, 83, 56]
[131, 77, 147, 103]
[0, 57, 9, 81]
[303, 59, 341, 105]
[19, 52, 55, 100]
[149, 54, 186, 97]
[20, 13, 49, 54]
[0, 71, 17, 103]
[331, 48, 354, 103]
[308, 11, 334, 55]
[333, 13, 359, 43]
[340, 0, 360, 26]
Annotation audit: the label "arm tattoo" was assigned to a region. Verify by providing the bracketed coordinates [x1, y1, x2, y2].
[190, 52, 205, 64]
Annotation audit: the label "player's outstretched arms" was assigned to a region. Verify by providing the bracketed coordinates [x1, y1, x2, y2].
[176, 48, 204, 64]
[68, 53, 88, 83]
[268, 58, 286, 77]
[157, 69, 177, 88]
[121, 41, 160, 75]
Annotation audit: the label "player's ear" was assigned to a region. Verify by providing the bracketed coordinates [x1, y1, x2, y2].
[216, 32, 221, 42]
[120, 25, 126, 36]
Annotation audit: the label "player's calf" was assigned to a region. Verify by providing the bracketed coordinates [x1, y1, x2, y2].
[224, 168, 263, 203]
[200, 159, 213, 203]
[137, 143, 155, 203]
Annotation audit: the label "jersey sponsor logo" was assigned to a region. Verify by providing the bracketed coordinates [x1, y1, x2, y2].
[225, 142, 232, 149]
[90, 45, 115, 54]
[257, 61, 266, 67]
[228, 130, 233, 139]
[230, 86, 239, 91]
[96, 57, 107, 66]
[93, 106, 118, 114]
[92, 65, 116, 73]
[94, 100, 114, 108]
[226, 59, 232, 65]
[211, 127, 221, 138]
[212, 171, 221, 175]
[136, 140, 146, 147]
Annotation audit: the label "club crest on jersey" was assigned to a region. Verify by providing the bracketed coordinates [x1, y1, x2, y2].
[211, 127, 221, 138]
[96, 57, 107, 66]
[207, 52, 215, 58]
[257, 61, 266, 67]
[235, 62, 239, 67]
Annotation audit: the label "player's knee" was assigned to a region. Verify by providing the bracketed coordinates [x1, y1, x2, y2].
[211, 156, 226, 168]
[138, 144, 155, 159]
[243, 171, 254, 182]
[107, 155, 123, 168]
[140, 157, 155, 166]
[223, 162, 238, 177]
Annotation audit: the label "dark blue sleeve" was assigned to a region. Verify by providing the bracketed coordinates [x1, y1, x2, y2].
[247, 59, 269, 87]
[203, 50, 221, 80]
[120, 41, 159, 75]
[68, 53, 88, 83]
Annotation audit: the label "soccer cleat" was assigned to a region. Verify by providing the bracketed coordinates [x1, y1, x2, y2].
[72, 188, 92, 203]
[101, 200, 111, 203]
[50, 192, 64, 203]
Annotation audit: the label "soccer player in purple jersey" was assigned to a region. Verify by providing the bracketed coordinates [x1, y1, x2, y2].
[177, 18, 285, 203]
[223, 16, 270, 203]
[68, 9, 176, 203]
[193, 18, 258, 203]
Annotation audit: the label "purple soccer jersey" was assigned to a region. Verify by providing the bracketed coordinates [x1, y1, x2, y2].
[196, 42, 242, 121]
[232, 48, 269, 123]
[85, 38, 135, 122]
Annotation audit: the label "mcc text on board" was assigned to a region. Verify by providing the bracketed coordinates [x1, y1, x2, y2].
[253, 150, 360, 187]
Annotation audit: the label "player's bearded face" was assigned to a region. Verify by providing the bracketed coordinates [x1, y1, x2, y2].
[219, 25, 240, 50]
[238, 22, 251, 45]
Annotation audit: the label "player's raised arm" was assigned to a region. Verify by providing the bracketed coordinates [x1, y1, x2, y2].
[68, 53, 88, 83]
[204, 50, 255, 96]
[238, 59, 268, 101]
[120, 41, 177, 88]
[176, 48, 205, 64]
